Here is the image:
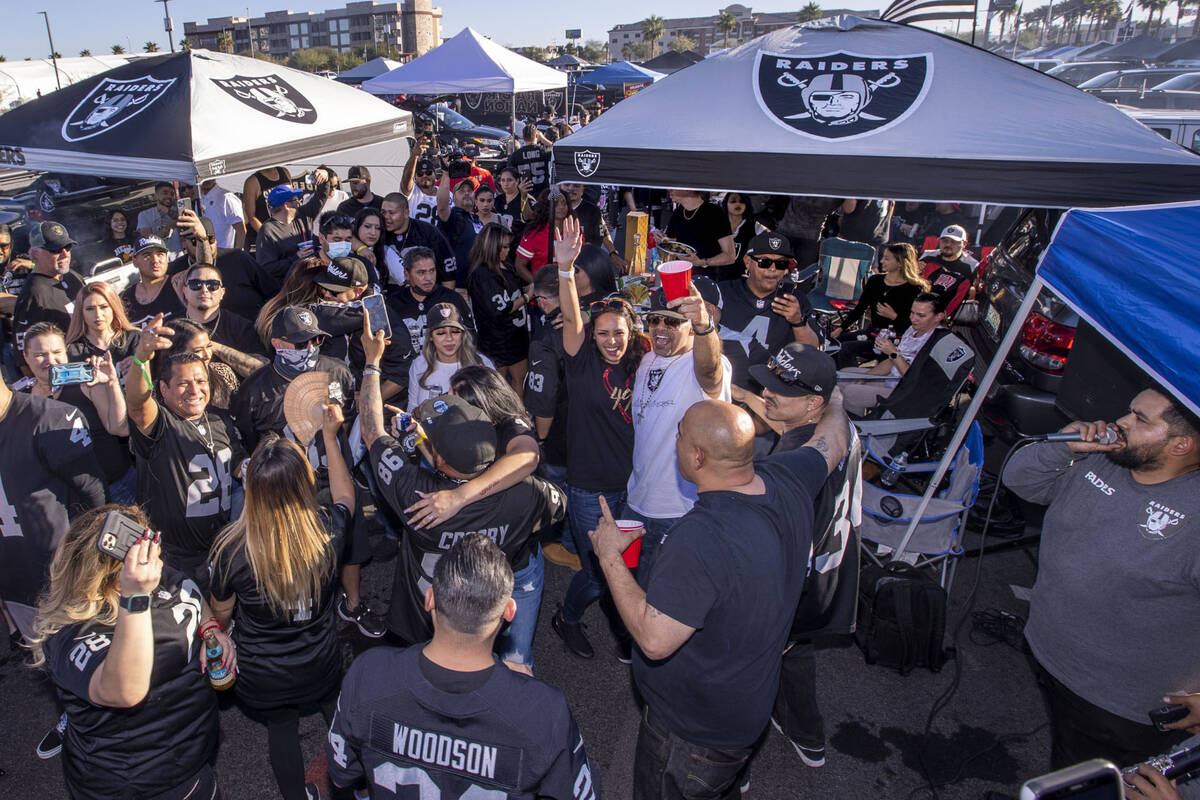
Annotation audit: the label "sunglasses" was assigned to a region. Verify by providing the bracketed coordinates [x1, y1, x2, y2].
[754, 257, 791, 271]
[416, 169, 436, 176]
[187, 278, 222, 292]
[588, 298, 631, 316]
[645, 313, 683, 328]
[765, 356, 821, 394]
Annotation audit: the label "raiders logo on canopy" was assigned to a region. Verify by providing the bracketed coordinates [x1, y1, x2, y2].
[62, 76, 176, 142]
[574, 149, 600, 178]
[212, 75, 317, 124]
[754, 51, 931, 140]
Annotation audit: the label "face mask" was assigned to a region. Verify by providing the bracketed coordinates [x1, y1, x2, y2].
[274, 344, 320, 378]
[327, 241, 352, 259]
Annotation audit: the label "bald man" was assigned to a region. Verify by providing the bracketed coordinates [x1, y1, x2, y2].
[591, 393, 850, 800]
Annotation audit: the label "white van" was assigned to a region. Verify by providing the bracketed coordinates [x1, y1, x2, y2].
[1119, 107, 1200, 154]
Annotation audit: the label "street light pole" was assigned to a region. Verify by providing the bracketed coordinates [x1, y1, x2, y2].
[38, 11, 62, 90]
[154, 0, 176, 53]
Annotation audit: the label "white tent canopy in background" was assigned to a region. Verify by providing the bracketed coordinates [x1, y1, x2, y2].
[361, 27, 567, 95]
[0, 55, 150, 110]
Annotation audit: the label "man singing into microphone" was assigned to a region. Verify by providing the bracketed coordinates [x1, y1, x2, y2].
[1002, 385, 1200, 773]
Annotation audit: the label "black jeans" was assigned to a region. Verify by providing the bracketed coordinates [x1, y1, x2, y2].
[1032, 658, 1187, 771]
[245, 692, 339, 800]
[154, 765, 222, 800]
[633, 706, 756, 800]
[772, 640, 824, 751]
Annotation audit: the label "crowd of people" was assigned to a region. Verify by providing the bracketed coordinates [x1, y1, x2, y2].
[0, 123, 1197, 800]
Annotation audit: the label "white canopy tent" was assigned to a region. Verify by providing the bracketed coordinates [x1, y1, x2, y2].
[362, 27, 567, 134]
[0, 55, 149, 111]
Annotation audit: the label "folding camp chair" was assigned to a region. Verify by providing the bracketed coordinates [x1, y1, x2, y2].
[798, 237, 878, 335]
[859, 421, 984, 593]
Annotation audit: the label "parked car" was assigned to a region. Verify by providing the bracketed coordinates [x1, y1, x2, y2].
[1120, 107, 1200, 153]
[1077, 68, 1196, 103]
[401, 101, 513, 167]
[1044, 60, 1144, 86]
[1018, 58, 1065, 72]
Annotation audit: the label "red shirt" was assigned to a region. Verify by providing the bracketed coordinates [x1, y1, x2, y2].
[517, 225, 553, 274]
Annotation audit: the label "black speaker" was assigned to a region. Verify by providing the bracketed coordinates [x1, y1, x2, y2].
[1055, 320, 1145, 423]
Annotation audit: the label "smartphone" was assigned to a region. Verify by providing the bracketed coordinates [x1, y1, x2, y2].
[176, 197, 193, 213]
[304, 173, 315, 188]
[362, 292, 392, 339]
[1019, 760, 1123, 800]
[95, 511, 147, 563]
[1150, 703, 1190, 732]
[50, 362, 95, 388]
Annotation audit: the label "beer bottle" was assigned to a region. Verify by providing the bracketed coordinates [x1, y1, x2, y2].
[202, 627, 235, 691]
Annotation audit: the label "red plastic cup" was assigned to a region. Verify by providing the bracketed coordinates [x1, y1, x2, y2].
[616, 520, 645, 568]
[658, 261, 692, 303]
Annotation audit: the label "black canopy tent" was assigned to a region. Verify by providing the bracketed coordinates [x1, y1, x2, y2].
[552, 16, 1200, 207]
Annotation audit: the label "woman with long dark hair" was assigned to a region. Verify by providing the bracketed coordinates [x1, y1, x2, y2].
[97, 209, 138, 263]
[723, 192, 768, 273]
[494, 166, 531, 235]
[255, 257, 324, 346]
[406, 303, 494, 411]
[209, 404, 354, 800]
[32, 505, 229, 800]
[351, 208, 385, 279]
[515, 187, 571, 283]
[467, 223, 529, 398]
[551, 216, 649, 660]
[831, 241, 931, 367]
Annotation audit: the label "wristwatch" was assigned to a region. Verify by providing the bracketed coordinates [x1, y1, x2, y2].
[887, 352, 899, 360]
[118, 594, 152, 614]
[693, 321, 716, 336]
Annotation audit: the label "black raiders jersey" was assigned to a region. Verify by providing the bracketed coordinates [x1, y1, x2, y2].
[507, 145, 551, 195]
[0, 393, 105, 615]
[130, 406, 245, 564]
[328, 645, 597, 800]
[368, 436, 565, 644]
[716, 278, 812, 387]
[43, 569, 218, 800]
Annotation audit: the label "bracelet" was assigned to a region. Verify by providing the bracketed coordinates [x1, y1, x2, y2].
[362, 365, 382, 376]
[199, 617, 222, 636]
[132, 355, 154, 390]
[694, 321, 716, 336]
[557, 269, 575, 278]
[355, 245, 367, 254]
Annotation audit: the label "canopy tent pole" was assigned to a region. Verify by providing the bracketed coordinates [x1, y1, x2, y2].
[511, 92, 517, 153]
[889, 275, 1045, 560]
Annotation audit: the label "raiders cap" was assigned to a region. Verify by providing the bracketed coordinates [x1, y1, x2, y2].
[28, 222, 76, 252]
[749, 343, 836, 399]
[416, 394, 497, 475]
[134, 235, 168, 256]
[646, 276, 723, 321]
[939, 224, 968, 242]
[316, 257, 368, 292]
[425, 302, 467, 332]
[271, 305, 330, 345]
[746, 231, 794, 259]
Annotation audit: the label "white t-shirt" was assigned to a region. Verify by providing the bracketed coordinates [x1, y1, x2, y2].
[135, 206, 182, 254]
[406, 352, 496, 411]
[626, 348, 733, 519]
[201, 185, 245, 249]
[406, 186, 440, 225]
[890, 326, 935, 385]
[320, 188, 351, 220]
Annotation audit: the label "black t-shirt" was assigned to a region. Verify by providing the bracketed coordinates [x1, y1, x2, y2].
[561, 340, 635, 492]
[66, 329, 140, 364]
[383, 219, 457, 288]
[838, 200, 891, 247]
[368, 436, 566, 643]
[921, 250, 979, 301]
[508, 145, 551, 195]
[337, 195, 383, 217]
[213, 247, 270, 320]
[194, 309, 267, 357]
[327, 645, 596, 799]
[120, 281, 185, 327]
[0, 393, 105, 612]
[524, 319, 568, 467]
[308, 301, 414, 388]
[730, 217, 760, 267]
[129, 406, 245, 565]
[210, 503, 349, 709]
[494, 415, 536, 456]
[773, 424, 862, 638]
[12, 271, 85, 348]
[493, 191, 527, 236]
[571, 200, 607, 247]
[386, 285, 475, 353]
[633, 447, 826, 749]
[56, 383, 131, 484]
[840, 274, 923, 334]
[666, 201, 732, 265]
[438, 208, 477, 285]
[466, 265, 529, 367]
[43, 568, 218, 800]
[716, 279, 811, 387]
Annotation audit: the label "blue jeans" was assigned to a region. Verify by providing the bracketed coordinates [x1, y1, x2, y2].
[561, 485, 626, 626]
[633, 706, 756, 800]
[108, 466, 138, 505]
[495, 546, 544, 668]
[538, 462, 573, 553]
[621, 508, 679, 582]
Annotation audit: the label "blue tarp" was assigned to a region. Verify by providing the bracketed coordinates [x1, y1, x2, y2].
[1037, 202, 1200, 415]
[580, 61, 665, 87]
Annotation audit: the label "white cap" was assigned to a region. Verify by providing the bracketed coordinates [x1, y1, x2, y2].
[939, 224, 968, 242]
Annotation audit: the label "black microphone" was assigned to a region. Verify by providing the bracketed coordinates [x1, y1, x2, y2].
[1033, 428, 1120, 445]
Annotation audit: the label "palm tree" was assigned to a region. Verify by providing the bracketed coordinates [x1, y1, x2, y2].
[216, 32, 234, 53]
[143, 41, 160, 53]
[641, 15, 665, 58]
[1137, 0, 1168, 32]
[111, 44, 125, 54]
[717, 11, 738, 48]
[798, 1, 824, 22]
[179, 38, 192, 51]
[78, 48, 91, 57]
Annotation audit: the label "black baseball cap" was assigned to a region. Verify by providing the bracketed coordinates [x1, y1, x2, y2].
[416, 394, 497, 474]
[134, 235, 168, 256]
[416, 157, 439, 173]
[316, 257, 368, 291]
[28, 221, 76, 252]
[270, 305, 330, 345]
[646, 276, 723, 321]
[347, 165, 371, 181]
[425, 302, 467, 332]
[746, 232, 794, 259]
[749, 343, 836, 399]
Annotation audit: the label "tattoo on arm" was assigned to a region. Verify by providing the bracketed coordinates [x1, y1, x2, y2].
[810, 435, 830, 454]
[359, 373, 384, 444]
[210, 342, 268, 378]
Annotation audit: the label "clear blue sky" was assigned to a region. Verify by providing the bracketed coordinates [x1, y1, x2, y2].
[1, 0, 885, 60]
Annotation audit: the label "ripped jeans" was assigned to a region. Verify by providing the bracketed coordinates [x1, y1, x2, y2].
[494, 545, 544, 669]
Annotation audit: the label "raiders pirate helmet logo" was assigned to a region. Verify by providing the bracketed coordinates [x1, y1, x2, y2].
[574, 149, 601, 178]
[768, 235, 783, 250]
[754, 51, 932, 140]
[297, 310, 316, 327]
[62, 76, 177, 142]
[212, 75, 317, 124]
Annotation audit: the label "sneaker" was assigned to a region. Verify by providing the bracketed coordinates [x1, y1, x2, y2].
[616, 638, 633, 664]
[551, 609, 594, 659]
[740, 778, 751, 794]
[337, 596, 386, 639]
[36, 712, 67, 759]
[543, 542, 582, 571]
[770, 717, 825, 767]
[305, 782, 321, 800]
